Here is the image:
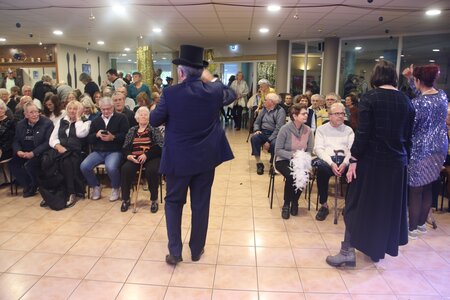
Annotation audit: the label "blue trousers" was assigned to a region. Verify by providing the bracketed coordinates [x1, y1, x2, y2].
[9, 156, 40, 189]
[80, 151, 122, 188]
[165, 169, 215, 257]
[250, 129, 275, 163]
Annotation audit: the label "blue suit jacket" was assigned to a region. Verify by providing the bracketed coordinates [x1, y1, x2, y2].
[150, 77, 236, 176]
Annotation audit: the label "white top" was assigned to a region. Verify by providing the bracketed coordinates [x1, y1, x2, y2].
[5, 78, 15, 91]
[49, 115, 91, 148]
[313, 122, 354, 166]
[49, 110, 66, 126]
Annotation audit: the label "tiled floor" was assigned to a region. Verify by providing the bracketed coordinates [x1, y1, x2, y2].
[1, 127, 450, 299]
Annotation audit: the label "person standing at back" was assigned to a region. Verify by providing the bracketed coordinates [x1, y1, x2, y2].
[150, 45, 236, 265]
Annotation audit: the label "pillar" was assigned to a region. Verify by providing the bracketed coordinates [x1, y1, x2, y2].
[136, 45, 154, 87]
[276, 40, 289, 93]
[321, 37, 340, 94]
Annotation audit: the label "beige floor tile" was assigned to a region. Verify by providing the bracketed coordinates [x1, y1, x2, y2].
[22, 219, 65, 234]
[259, 291, 305, 299]
[421, 270, 450, 297]
[67, 237, 113, 256]
[46, 255, 98, 279]
[254, 218, 286, 232]
[204, 228, 221, 245]
[339, 269, 392, 294]
[84, 222, 125, 239]
[320, 233, 344, 250]
[0, 249, 27, 272]
[140, 241, 168, 261]
[304, 293, 351, 300]
[68, 280, 123, 300]
[128, 213, 164, 226]
[181, 244, 219, 264]
[403, 250, 450, 270]
[285, 219, 319, 233]
[289, 233, 327, 249]
[351, 295, 397, 300]
[9, 251, 61, 275]
[255, 231, 291, 247]
[21, 276, 80, 300]
[0, 231, 15, 245]
[256, 247, 296, 267]
[422, 235, 450, 252]
[0, 273, 40, 300]
[17, 205, 49, 219]
[214, 265, 257, 290]
[52, 221, 95, 236]
[98, 210, 134, 224]
[224, 205, 253, 218]
[103, 239, 147, 259]
[85, 257, 136, 282]
[222, 216, 254, 230]
[220, 230, 255, 246]
[169, 263, 215, 288]
[258, 266, 302, 292]
[374, 252, 413, 270]
[165, 286, 212, 299]
[253, 206, 281, 219]
[299, 269, 348, 293]
[380, 270, 439, 296]
[217, 245, 256, 266]
[212, 289, 258, 300]
[127, 260, 174, 285]
[0, 232, 47, 251]
[69, 208, 107, 223]
[0, 217, 35, 232]
[150, 226, 170, 242]
[400, 237, 434, 252]
[116, 224, 155, 241]
[116, 283, 167, 300]
[34, 234, 80, 254]
[292, 248, 332, 268]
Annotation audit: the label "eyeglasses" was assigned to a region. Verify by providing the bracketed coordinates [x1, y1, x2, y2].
[299, 112, 308, 115]
[329, 112, 345, 116]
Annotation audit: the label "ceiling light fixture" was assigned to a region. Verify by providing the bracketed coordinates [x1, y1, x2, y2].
[89, 9, 95, 21]
[122, 53, 127, 56]
[429, 59, 435, 62]
[267, 5, 281, 12]
[127, 59, 131, 62]
[354, 46, 362, 51]
[97, 40, 105, 45]
[0, 37, 6, 42]
[153, 28, 162, 33]
[425, 9, 441, 16]
[379, 55, 384, 59]
[53, 30, 63, 35]
[432, 49, 440, 52]
[112, 4, 124, 12]
[259, 27, 269, 33]
[153, 60, 157, 63]
[124, 47, 130, 51]
[39, 41, 42, 45]
[162, 57, 167, 60]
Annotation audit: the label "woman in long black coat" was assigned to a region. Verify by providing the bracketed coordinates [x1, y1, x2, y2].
[326, 60, 415, 266]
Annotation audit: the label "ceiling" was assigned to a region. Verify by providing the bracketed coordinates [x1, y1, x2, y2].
[0, 0, 449, 63]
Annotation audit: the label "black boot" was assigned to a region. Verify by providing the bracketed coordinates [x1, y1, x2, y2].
[281, 204, 290, 219]
[121, 200, 130, 212]
[290, 200, 298, 216]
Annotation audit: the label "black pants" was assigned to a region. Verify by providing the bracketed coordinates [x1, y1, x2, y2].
[9, 156, 40, 189]
[60, 153, 85, 195]
[275, 160, 302, 207]
[120, 157, 161, 201]
[232, 105, 243, 129]
[316, 162, 348, 205]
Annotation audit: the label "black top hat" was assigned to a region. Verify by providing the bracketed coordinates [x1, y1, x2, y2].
[172, 45, 209, 69]
[166, 76, 173, 81]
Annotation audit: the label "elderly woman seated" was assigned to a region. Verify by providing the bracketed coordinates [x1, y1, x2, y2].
[9, 101, 54, 197]
[48, 100, 91, 207]
[0, 100, 15, 161]
[120, 106, 163, 212]
[275, 104, 314, 219]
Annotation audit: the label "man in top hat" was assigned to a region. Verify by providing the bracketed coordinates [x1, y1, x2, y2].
[164, 76, 173, 89]
[150, 44, 236, 265]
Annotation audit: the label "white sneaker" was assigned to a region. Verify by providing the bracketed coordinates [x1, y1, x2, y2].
[109, 188, 121, 202]
[417, 224, 427, 234]
[91, 186, 102, 200]
[408, 229, 419, 240]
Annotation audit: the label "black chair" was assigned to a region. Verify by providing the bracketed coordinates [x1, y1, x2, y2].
[0, 158, 17, 195]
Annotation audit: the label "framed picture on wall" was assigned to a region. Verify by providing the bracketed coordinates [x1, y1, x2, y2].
[82, 64, 91, 75]
[32, 70, 39, 80]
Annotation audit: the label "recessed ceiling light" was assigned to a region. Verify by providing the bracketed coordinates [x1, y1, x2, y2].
[127, 59, 131, 62]
[121, 53, 127, 56]
[124, 47, 130, 51]
[354, 46, 362, 51]
[0, 37, 6, 42]
[375, 59, 380, 62]
[153, 28, 162, 33]
[38, 41, 42, 45]
[432, 49, 440, 52]
[429, 59, 435, 62]
[134, 61, 137, 64]
[97, 40, 105, 45]
[112, 4, 124, 12]
[153, 60, 157, 63]
[267, 5, 281, 12]
[425, 9, 441, 16]
[53, 30, 63, 35]
[401, 54, 404, 57]
[162, 57, 167, 60]
[379, 55, 384, 59]
[259, 27, 269, 33]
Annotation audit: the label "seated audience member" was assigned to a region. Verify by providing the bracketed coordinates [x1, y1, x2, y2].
[281, 93, 293, 115]
[345, 93, 359, 131]
[152, 77, 163, 94]
[0, 88, 14, 119]
[116, 86, 136, 111]
[134, 92, 152, 112]
[49, 100, 91, 207]
[313, 102, 354, 221]
[93, 91, 102, 108]
[79, 72, 100, 98]
[256, 79, 276, 110]
[14, 96, 32, 122]
[32, 74, 56, 103]
[275, 104, 314, 219]
[296, 94, 316, 131]
[112, 91, 137, 127]
[9, 102, 54, 197]
[43, 95, 66, 125]
[120, 106, 163, 212]
[80, 96, 100, 121]
[0, 101, 15, 160]
[80, 97, 129, 201]
[250, 93, 286, 175]
[127, 72, 151, 101]
[316, 92, 339, 126]
[22, 85, 43, 111]
[8, 86, 21, 112]
[56, 81, 73, 104]
[151, 92, 161, 110]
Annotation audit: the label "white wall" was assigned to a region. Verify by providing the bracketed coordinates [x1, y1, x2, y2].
[56, 44, 109, 91]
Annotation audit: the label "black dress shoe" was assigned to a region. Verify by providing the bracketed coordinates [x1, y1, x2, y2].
[150, 200, 158, 213]
[256, 163, 264, 175]
[192, 249, 204, 262]
[315, 206, 329, 221]
[281, 205, 290, 219]
[23, 186, 37, 198]
[290, 202, 298, 216]
[121, 201, 130, 212]
[39, 199, 48, 207]
[165, 254, 183, 265]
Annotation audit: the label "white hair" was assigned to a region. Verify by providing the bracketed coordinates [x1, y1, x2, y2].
[99, 97, 113, 107]
[265, 93, 280, 104]
[134, 106, 150, 121]
[258, 78, 270, 86]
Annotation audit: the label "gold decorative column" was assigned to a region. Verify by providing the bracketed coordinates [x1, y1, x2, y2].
[137, 45, 153, 87]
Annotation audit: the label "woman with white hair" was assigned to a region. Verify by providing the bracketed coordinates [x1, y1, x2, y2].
[120, 106, 163, 213]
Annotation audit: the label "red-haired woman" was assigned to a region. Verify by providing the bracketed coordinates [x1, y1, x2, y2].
[402, 64, 448, 239]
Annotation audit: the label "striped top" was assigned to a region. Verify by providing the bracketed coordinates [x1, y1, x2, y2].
[131, 129, 151, 156]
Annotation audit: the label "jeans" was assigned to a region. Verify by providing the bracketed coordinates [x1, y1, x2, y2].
[80, 151, 122, 188]
[250, 129, 275, 163]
